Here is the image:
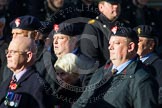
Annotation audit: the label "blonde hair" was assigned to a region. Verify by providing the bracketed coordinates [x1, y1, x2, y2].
[54, 53, 99, 75]
[54, 53, 79, 74]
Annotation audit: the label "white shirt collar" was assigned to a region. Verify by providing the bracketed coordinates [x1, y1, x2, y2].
[13, 68, 28, 81]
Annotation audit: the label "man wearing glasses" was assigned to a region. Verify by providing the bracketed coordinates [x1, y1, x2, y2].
[2, 15, 54, 84]
[0, 36, 53, 108]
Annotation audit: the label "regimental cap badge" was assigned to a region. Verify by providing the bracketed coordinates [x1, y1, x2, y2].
[111, 26, 118, 34]
[88, 19, 95, 24]
[137, 28, 141, 35]
[15, 18, 21, 27]
[53, 24, 59, 33]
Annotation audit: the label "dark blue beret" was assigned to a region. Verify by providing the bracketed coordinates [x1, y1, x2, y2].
[111, 26, 138, 42]
[133, 25, 158, 39]
[52, 23, 85, 37]
[10, 15, 42, 31]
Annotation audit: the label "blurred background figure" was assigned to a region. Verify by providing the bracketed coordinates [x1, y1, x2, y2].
[44, 0, 66, 21]
[0, 0, 8, 16]
[0, 16, 8, 85]
[120, 0, 160, 29]
[156, 9, 162, 59]
[72, 0, 99, 19]
[41, 0, 79, 32]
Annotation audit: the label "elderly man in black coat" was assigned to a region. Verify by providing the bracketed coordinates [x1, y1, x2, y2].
[0, 37, 53, 108]
[2, 15, 55, 84]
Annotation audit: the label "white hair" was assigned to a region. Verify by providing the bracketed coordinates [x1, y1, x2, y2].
[54, 53, 99, 75]
[54, 53, 79, 74]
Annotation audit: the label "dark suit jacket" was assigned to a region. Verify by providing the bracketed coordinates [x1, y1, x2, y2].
[72, 59, 159, 108]
[143, 53, 162, 106]
[0, 67, 53, 108]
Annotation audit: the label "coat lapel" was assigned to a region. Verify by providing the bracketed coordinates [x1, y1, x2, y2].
[17, 68, 35, 85]
[0, 74, 12, 104]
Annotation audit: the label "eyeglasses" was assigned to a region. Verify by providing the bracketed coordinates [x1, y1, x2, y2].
[5, 49, 28, 55]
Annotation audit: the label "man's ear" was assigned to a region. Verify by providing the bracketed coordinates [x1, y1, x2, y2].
[26, 51, 33, 63]
[128, 42, 135, 53]
[148, 40, 155, 50]
[98, 2, 104, 13]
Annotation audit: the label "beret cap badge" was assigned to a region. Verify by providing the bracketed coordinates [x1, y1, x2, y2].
[137, 28, 141, 35]
[111, 26, 118, 34]
[53, 24, 59, 33]
[15, 18, 21, 27]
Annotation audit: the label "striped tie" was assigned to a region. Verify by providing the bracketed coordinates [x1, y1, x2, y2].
[9, 75, 18, 90]
[11, 75, 17, 83]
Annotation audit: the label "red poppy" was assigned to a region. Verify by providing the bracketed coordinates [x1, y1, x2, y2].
[9, 83, 18, 90]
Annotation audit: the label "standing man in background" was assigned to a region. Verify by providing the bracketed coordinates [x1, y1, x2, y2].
[79, 0, 122, 67]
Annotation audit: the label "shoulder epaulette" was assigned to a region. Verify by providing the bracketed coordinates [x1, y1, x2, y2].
[88, 19, 96, 24]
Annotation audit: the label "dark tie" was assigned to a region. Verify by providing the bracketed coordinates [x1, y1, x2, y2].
[11, 75, 17, 83]
[9, 75, 18, 90]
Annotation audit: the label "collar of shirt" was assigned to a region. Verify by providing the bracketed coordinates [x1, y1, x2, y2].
[140, 53, 153, 62]
[112, 59, 134, 74]
[13, 68, 28, 82]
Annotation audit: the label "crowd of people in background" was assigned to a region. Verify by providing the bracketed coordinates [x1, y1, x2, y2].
[0, 0, 162, 108]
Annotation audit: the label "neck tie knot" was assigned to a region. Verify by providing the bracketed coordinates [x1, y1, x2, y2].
[112, 69, 118, 75]
[11, 75, 17, 83]
[9, 75, 18, 90]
